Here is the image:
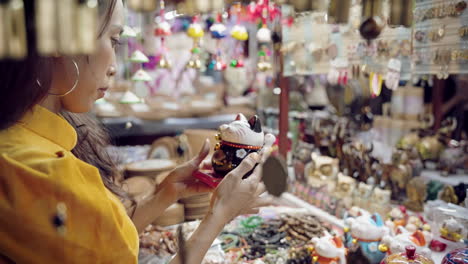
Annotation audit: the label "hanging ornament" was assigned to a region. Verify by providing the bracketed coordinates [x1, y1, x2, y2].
[209, 13, 227, 39]
[186, 16, 204, 69]
[122, 25, 137, 38]
[130, 50, 150, 63]
[256, 25, 272, 43]
[257, 46, 272, 72]
[132, 69, 152, 82]
[229, 3, 248, 69]
[120, 90, 142, 104]
[369, 72, 383, 97]
[209, 13, 227, 71]
[231, 25, 248, 41]
[154, 0, 172, 69]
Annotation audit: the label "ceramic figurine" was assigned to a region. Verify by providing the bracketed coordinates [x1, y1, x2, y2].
[385, 149, 412, 201]
[293, 141, 315, 183]
[369, 187, 391, 218]
[379, 228, 432, 259]
[442, 248, 468, 264]
[439, 185, 459, 204]
[439, 140, 468, 175]
[353, 182, 373, 209]
[311, 233, 347, 264]
[385, 206, 408, 235]
[305, 153, 339, 188]
[403, 177, 427, 212]
[211, 114, 275, 177]
[344, 213, 389, 264]
[405, 216, 432, 242]
[430, 218, 466, 253]
[381, 245, 434, 264]
[335, 173, 357, 210]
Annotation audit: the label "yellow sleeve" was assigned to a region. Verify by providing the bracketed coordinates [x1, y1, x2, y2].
[0, 152, 139, 264]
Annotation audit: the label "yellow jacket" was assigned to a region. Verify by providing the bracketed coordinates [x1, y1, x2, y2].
[0, 106, 138, 263]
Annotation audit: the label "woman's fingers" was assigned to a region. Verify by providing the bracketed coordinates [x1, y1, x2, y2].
[254, 182, 266, 196]
[228, 153, 259, 180]
[188, 139, 210, 169]
[246, 197, 273, 210]
[244, 161, 263, 185]
[240, 208, 260, 215]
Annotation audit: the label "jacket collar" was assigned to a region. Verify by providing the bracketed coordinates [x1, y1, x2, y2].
[19, 105, 77, 151]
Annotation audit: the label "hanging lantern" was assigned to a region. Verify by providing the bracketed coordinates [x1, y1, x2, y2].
[389, 0, 413, 27]
[132, 69, 152, 82]
[128, 0, 158, 12]
[130, 50, 150, 63]
[3, 0, 27, 59]
[328, 0, 351, 24]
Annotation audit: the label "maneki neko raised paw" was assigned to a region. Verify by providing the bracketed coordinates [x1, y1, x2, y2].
[193, 113, 275, 187]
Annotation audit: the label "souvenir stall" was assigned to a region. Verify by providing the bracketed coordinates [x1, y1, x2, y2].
[84, 0, 468, 263]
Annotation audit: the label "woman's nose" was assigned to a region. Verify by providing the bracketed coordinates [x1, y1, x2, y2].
[108, 66, 116, 77]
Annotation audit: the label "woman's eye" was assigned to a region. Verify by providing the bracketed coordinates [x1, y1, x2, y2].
[111, 37, 122, 48]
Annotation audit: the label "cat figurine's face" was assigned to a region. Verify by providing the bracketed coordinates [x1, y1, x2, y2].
[336, 173, 356, 196]
[219, 114, 264, 147]
[371, 187, 391, 205]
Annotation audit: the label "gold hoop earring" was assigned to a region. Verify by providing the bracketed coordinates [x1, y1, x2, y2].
[37, 59, 80, 97]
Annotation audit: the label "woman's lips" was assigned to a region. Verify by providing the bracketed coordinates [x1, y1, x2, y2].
[97, 87, 108, 98]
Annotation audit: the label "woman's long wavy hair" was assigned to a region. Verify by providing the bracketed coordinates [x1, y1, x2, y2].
[0, 0, 128, 199]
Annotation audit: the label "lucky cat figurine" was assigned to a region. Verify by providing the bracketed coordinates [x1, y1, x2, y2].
[379, 227, 432, 259]
[353, 182, 373, 208]
[344, 213, 389, 264]
[369, 187, 391, 218]
[311, 233, 347, 264]
[211, 114, 275, 177]
[305, 152, 339, 188]
[193, 114, 275, 187]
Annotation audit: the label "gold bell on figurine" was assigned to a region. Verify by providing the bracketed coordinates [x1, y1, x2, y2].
[378, 244, 389, 252]
[388, 0, 413, 27]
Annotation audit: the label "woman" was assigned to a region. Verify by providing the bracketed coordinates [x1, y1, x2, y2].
[0, 1, 269, 263]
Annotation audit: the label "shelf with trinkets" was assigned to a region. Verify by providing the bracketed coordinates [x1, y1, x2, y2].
[413, 0, 468, 76]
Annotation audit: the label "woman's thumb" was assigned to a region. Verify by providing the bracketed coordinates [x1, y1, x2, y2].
[189, 139, 210, 168]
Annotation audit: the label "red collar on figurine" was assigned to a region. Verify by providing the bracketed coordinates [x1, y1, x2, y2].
[354, 237, 382, 243]
[221, 140, 263, 150]
[314, 255, 340, 262]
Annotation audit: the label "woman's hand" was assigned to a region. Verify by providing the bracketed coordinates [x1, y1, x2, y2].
[160, 139, 214, 202]
[209, 152, 272, 223]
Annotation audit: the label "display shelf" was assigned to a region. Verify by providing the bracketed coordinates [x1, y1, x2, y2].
[421, 170, 468, 186]
[99, 114, 237, 138]
[281, 192, 345, 229]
